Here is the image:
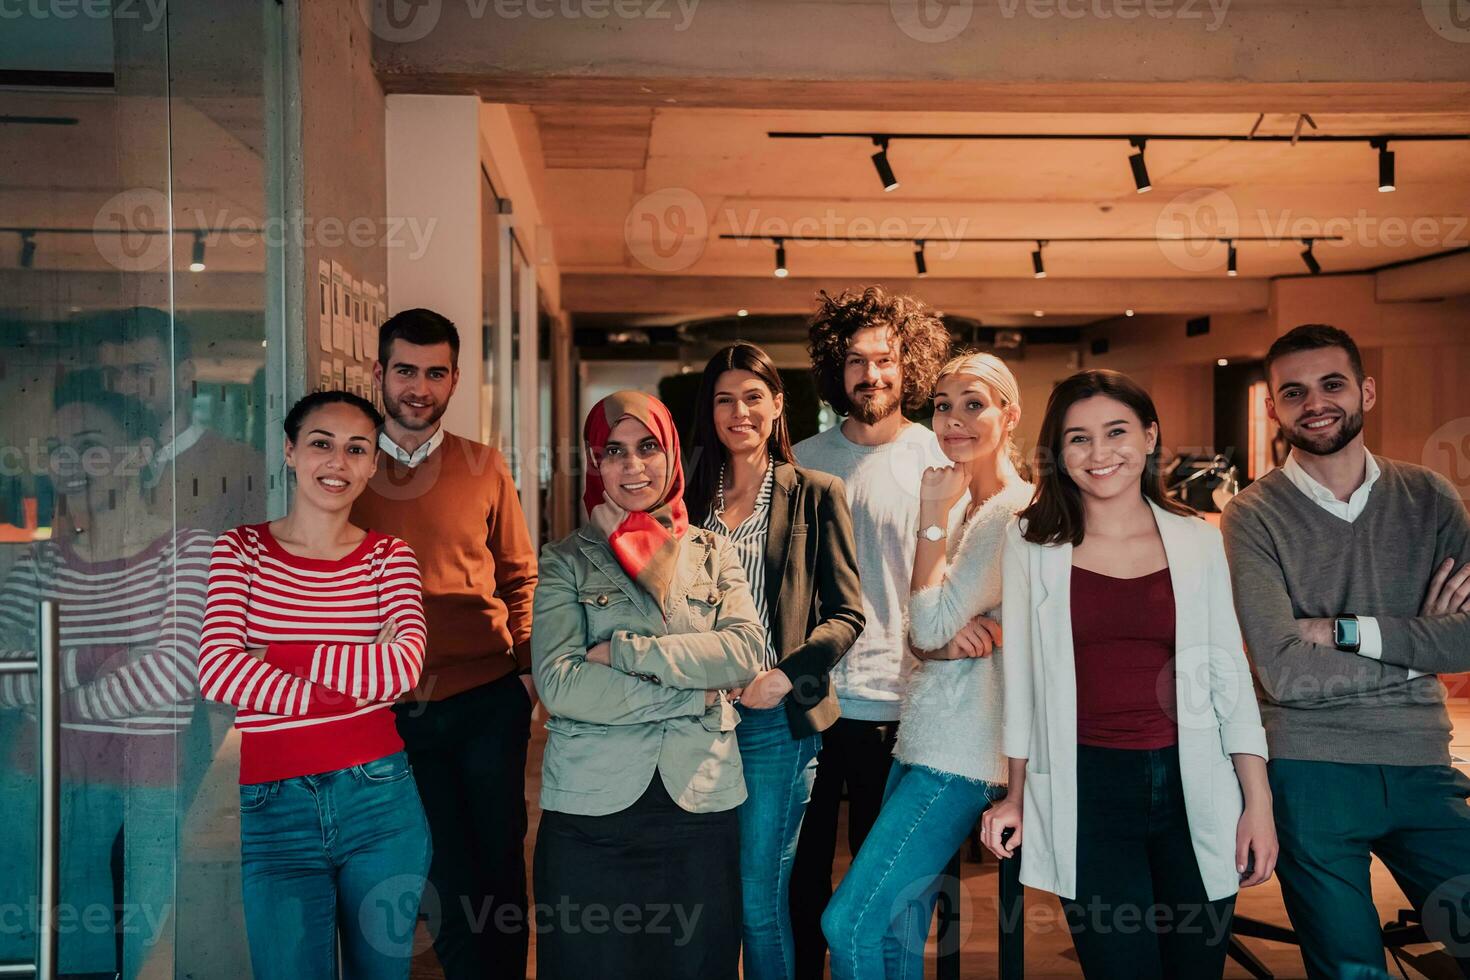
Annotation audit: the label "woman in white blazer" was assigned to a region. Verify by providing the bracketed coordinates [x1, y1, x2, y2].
[981, 369, 1276, 980]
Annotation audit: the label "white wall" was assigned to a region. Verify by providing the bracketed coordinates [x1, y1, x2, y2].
[384, 94, 483, 440]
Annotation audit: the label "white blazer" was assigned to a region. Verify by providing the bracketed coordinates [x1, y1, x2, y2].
[1000, 500, 1268, 902]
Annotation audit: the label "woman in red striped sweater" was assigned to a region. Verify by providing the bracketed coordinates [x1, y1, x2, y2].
[199, 391, 431, 980]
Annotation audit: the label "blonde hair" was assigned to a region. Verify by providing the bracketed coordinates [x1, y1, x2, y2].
[935, 351, 1024, 475]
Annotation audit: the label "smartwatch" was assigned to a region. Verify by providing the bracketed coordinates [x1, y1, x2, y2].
[1333, 615, 1360, 653]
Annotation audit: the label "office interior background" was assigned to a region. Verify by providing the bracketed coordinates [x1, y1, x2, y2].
[1, 0, 1469, 976]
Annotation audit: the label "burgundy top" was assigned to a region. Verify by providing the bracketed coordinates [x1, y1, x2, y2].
[1071, 566, 1178, 750]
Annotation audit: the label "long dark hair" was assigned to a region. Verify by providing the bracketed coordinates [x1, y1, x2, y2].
[1018, 369, 1193, 547]
[686, 343, 795, 524]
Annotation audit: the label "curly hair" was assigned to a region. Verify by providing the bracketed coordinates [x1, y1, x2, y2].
[807, 286, 953, 417]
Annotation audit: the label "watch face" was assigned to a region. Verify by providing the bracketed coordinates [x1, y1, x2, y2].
[1337, 619, 1359, 647]
[922, 526, 942, 541]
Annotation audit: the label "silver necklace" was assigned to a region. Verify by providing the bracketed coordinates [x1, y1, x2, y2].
[717, 452, 772, 519]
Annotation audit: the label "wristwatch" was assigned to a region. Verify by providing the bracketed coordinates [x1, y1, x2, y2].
[1333, 615, 1360, 653]
[918, 524, 946, 543]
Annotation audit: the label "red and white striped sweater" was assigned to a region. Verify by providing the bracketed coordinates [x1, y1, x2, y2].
[198, 524, 427, 783]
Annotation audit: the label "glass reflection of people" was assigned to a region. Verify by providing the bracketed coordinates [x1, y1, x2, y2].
[197, 391, 431, 979]
[0, 373, 213, 977]
[87, 305, 266, 533]
[531, 391, 765, 980]
[683, 343, 865, 980]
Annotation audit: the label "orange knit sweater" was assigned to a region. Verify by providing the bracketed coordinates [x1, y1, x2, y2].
[351, 432, 537, 702]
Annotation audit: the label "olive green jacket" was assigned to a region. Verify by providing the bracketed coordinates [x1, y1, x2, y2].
[531, 524, 766, 816]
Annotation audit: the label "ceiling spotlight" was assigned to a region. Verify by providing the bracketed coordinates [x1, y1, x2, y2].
[1033, 310, 1044, 318]
[1300, 239, 1321, 275]
[1125, 309, 1135, 317]
[871, 137, 899, 192]
[1372, 138, 1395, 192]
[773, 239, 788, 278]
[19, 230, 36, 269]
[1128, 138, 1152, 194]
[1032, 241, 1047, 279]
[1217, 358, 1230, 367]
[1227, 240, 1238, 277]
[189, 231, 207, 273]
[737, 309, 749, 317]
[913, 240, 927, 278]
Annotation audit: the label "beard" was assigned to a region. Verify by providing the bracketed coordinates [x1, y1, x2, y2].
[1280, 406, 1364, 457]
[382, 389, 446, 431]
[848, 384, 901, 425]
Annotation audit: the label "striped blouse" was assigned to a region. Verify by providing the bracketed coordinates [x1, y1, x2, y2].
[0, 529, 214, 784]
[197, 524, 427, 784]
[700, 463, 779, 670]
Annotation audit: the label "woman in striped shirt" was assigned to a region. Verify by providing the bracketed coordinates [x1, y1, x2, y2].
[198, 391, 430, 980]
[685, 344, 865, 980]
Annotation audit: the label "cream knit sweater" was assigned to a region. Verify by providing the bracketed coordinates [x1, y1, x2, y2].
[894, 481, 1033, 785]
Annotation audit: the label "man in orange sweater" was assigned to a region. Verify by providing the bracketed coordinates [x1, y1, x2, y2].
[352, 308, 538, 980]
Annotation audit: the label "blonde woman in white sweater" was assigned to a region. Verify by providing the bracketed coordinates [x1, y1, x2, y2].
[822, 352, 1032, 980]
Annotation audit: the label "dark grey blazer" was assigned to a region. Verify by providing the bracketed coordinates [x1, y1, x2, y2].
[764, 461, 865, 738]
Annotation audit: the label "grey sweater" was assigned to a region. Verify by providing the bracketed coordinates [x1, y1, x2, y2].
[1221, 456, 1470, 766]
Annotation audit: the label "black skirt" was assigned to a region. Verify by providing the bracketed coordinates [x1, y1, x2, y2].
[533, 774, 741, 980]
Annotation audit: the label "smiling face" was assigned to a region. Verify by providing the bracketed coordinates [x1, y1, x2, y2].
[284, 401, 379, 512]
[1266, 346, 1374, 458]
[843, 326, 903, 425]
[712, 369, 783, 456]
[597, 417, 669, 513]
[48, 402, 151, 512]
[932, 372, 1015, 466]
[1060, 394, 1158, 504]
[375, 339, 458, 432]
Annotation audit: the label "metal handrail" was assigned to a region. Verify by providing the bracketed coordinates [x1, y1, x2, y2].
[0, 602, 60, 980]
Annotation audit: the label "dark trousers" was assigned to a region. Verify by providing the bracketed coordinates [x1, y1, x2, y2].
[1061, 744, 1236, 980]
[533, 774, 742, 980]
[394, 673, 533, 980]
[789, 716, 899, 980]
[1269, 758, 1470, 979]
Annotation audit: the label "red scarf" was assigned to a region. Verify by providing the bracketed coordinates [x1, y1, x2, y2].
[582, 391, 689, 611]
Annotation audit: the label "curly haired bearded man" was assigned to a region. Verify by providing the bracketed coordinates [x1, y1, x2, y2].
[786, 286, 954, 979]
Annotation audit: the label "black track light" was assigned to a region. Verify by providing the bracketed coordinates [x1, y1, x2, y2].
[189, 231, 207, 272]
[871, 137, 899, 192]
[1032, 241, 1047, 279]
[914, 241, 927, 277]
[1128, 138, 1152, 194]
[19, 230, 35, 269]
[773, 239, 788, 278]
[1372, 138, 1395, 192]
[1227, 240, 1238, 277]
[1300, 239, 1321, 275]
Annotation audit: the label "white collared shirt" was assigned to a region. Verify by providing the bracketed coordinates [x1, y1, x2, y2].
[379, 425, 444, 469]
[1279, 446, 1420, 673]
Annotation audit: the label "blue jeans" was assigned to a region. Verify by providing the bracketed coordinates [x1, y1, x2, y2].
[736, 703, 821, 980]
[822, 762, 1003, 980]
[240, 751, 432, 980]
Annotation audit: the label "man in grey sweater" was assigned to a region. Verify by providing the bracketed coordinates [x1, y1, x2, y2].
[1222, 323, 1470, 979]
